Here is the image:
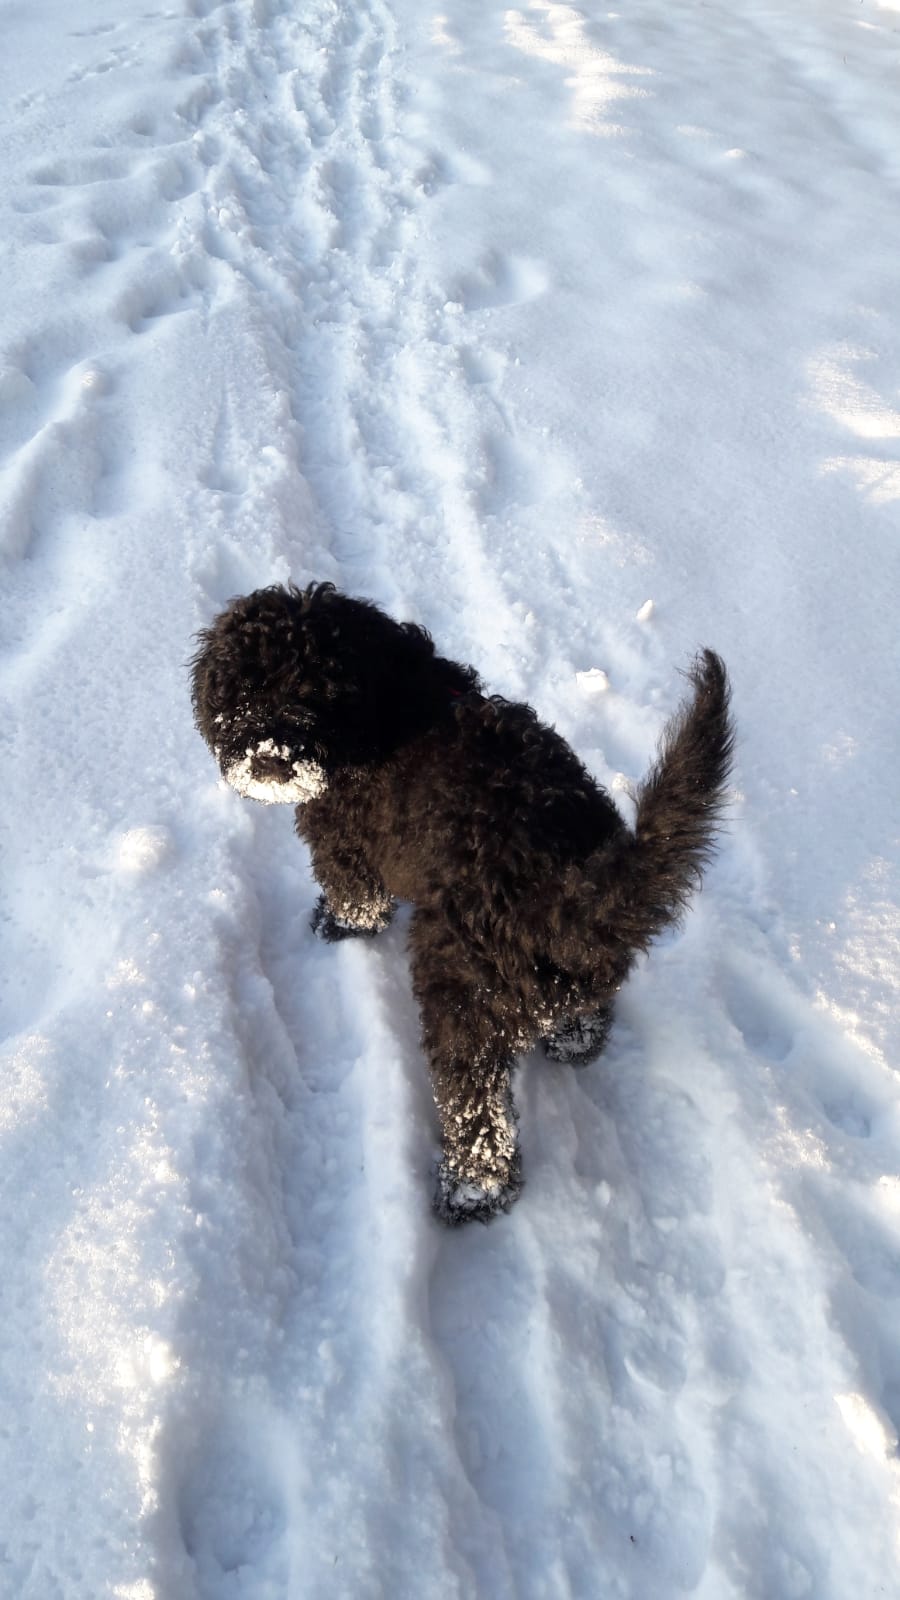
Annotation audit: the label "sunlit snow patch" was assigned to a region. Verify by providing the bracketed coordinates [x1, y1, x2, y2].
[0, 1033, 50, 1133]
[835, 1392, 896, 1460]
[809, 345, 900, 506]
[503, 2, 653, 136]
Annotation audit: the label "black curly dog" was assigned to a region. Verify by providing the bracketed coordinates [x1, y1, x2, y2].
[191, 582, 733, 1224]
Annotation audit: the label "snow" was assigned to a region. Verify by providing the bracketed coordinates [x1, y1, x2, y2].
[576, 667, 609, 695]
[0, 0, 898, 1595]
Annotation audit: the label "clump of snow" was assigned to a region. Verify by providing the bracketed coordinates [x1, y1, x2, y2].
[636, 598, 655, 622]
[78, 365, 110, 395]
[576, 666, 610, 694]
[114, 826, 174, 873]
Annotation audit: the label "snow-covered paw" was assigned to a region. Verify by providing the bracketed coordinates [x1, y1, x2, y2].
[433, 1156, 522, 1226]
[543, 1007, 612, 1066]
[310, 892, 393, 943]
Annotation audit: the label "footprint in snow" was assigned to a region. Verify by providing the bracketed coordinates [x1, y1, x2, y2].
[114, 254, 209, 335]
[201, 395, 251, 498]
[29, 151, 131, 188]
[69, 20, 117, 38]
[451, 251, 550, 313]
[414, 147, 493, 196]
[458, 344, 506, 388]
[472, 427, 536, 516]
[0, 358, 113, 563]
[721, 951, 890, 1141]
[722, 962, 794, 1063]
[174, 1405, 299, 1599]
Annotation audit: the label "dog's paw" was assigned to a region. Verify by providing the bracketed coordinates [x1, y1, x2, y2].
[543, 1007, 612, 1067]
[310, 893, 393, 943]
[433, 1157, 522, 1226]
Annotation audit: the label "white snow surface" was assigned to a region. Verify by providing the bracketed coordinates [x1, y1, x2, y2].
[1, 0, 899, 1595]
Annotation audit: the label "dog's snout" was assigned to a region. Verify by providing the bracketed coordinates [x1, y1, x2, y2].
[220, 734, 327, 805]
[250, 745, 300, 783]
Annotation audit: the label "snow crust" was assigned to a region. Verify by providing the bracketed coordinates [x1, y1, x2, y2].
[0, 0, 898, 1595]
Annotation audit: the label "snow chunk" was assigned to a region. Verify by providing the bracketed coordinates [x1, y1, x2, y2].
[115, 825, 173, 873]
[835, 1392, 896, 1460]
[576, 667, 609, 695]
[78, 365, 110, 396]
[636, 598, 655, 622]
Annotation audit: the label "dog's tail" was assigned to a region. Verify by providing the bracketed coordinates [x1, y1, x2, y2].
[602, 651, 734, 952]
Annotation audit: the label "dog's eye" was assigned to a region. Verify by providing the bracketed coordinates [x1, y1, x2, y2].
[278, 705, 316, 732]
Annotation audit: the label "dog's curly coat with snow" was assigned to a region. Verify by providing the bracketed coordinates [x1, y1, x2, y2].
[191, 582, 733, 1224]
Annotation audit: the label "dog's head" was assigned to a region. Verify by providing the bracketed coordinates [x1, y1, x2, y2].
[191, 582, 474, 804]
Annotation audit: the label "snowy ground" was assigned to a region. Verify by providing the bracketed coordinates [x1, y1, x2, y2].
[1, 0, 899, 1594]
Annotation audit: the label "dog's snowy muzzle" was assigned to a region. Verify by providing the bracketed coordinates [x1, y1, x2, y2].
[220, 738, 327, 805]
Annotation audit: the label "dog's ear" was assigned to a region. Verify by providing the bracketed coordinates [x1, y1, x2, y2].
[290, 592, 443, 750]
[294, 580, 337, 611]
[189, 631, 213, 732]
[364, 615, 436, 691]
[190, 616, 244, 731]
[360, 611, 482, 750]
[190, 585, 310, 730]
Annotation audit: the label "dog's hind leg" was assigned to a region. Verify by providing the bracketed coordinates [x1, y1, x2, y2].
[543, 1005, 613, 1066]
[409, 910, 522, 1224]
[306, 838, 396, 942]
[431, 1050, 521, 1224]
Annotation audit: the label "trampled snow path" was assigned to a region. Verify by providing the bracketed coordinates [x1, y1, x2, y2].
[1, 0, 899, 1595]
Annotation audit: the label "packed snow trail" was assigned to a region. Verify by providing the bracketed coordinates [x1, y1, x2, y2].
[1, 0, 899, 1596]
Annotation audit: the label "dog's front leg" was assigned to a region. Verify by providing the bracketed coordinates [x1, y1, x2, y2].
[543, 1005, 613, 1066]
[311, 888, 394, 942]
[302, 833, 395, 942]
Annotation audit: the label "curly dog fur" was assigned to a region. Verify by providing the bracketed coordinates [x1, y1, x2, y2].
[191, 582, 734, 1223]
